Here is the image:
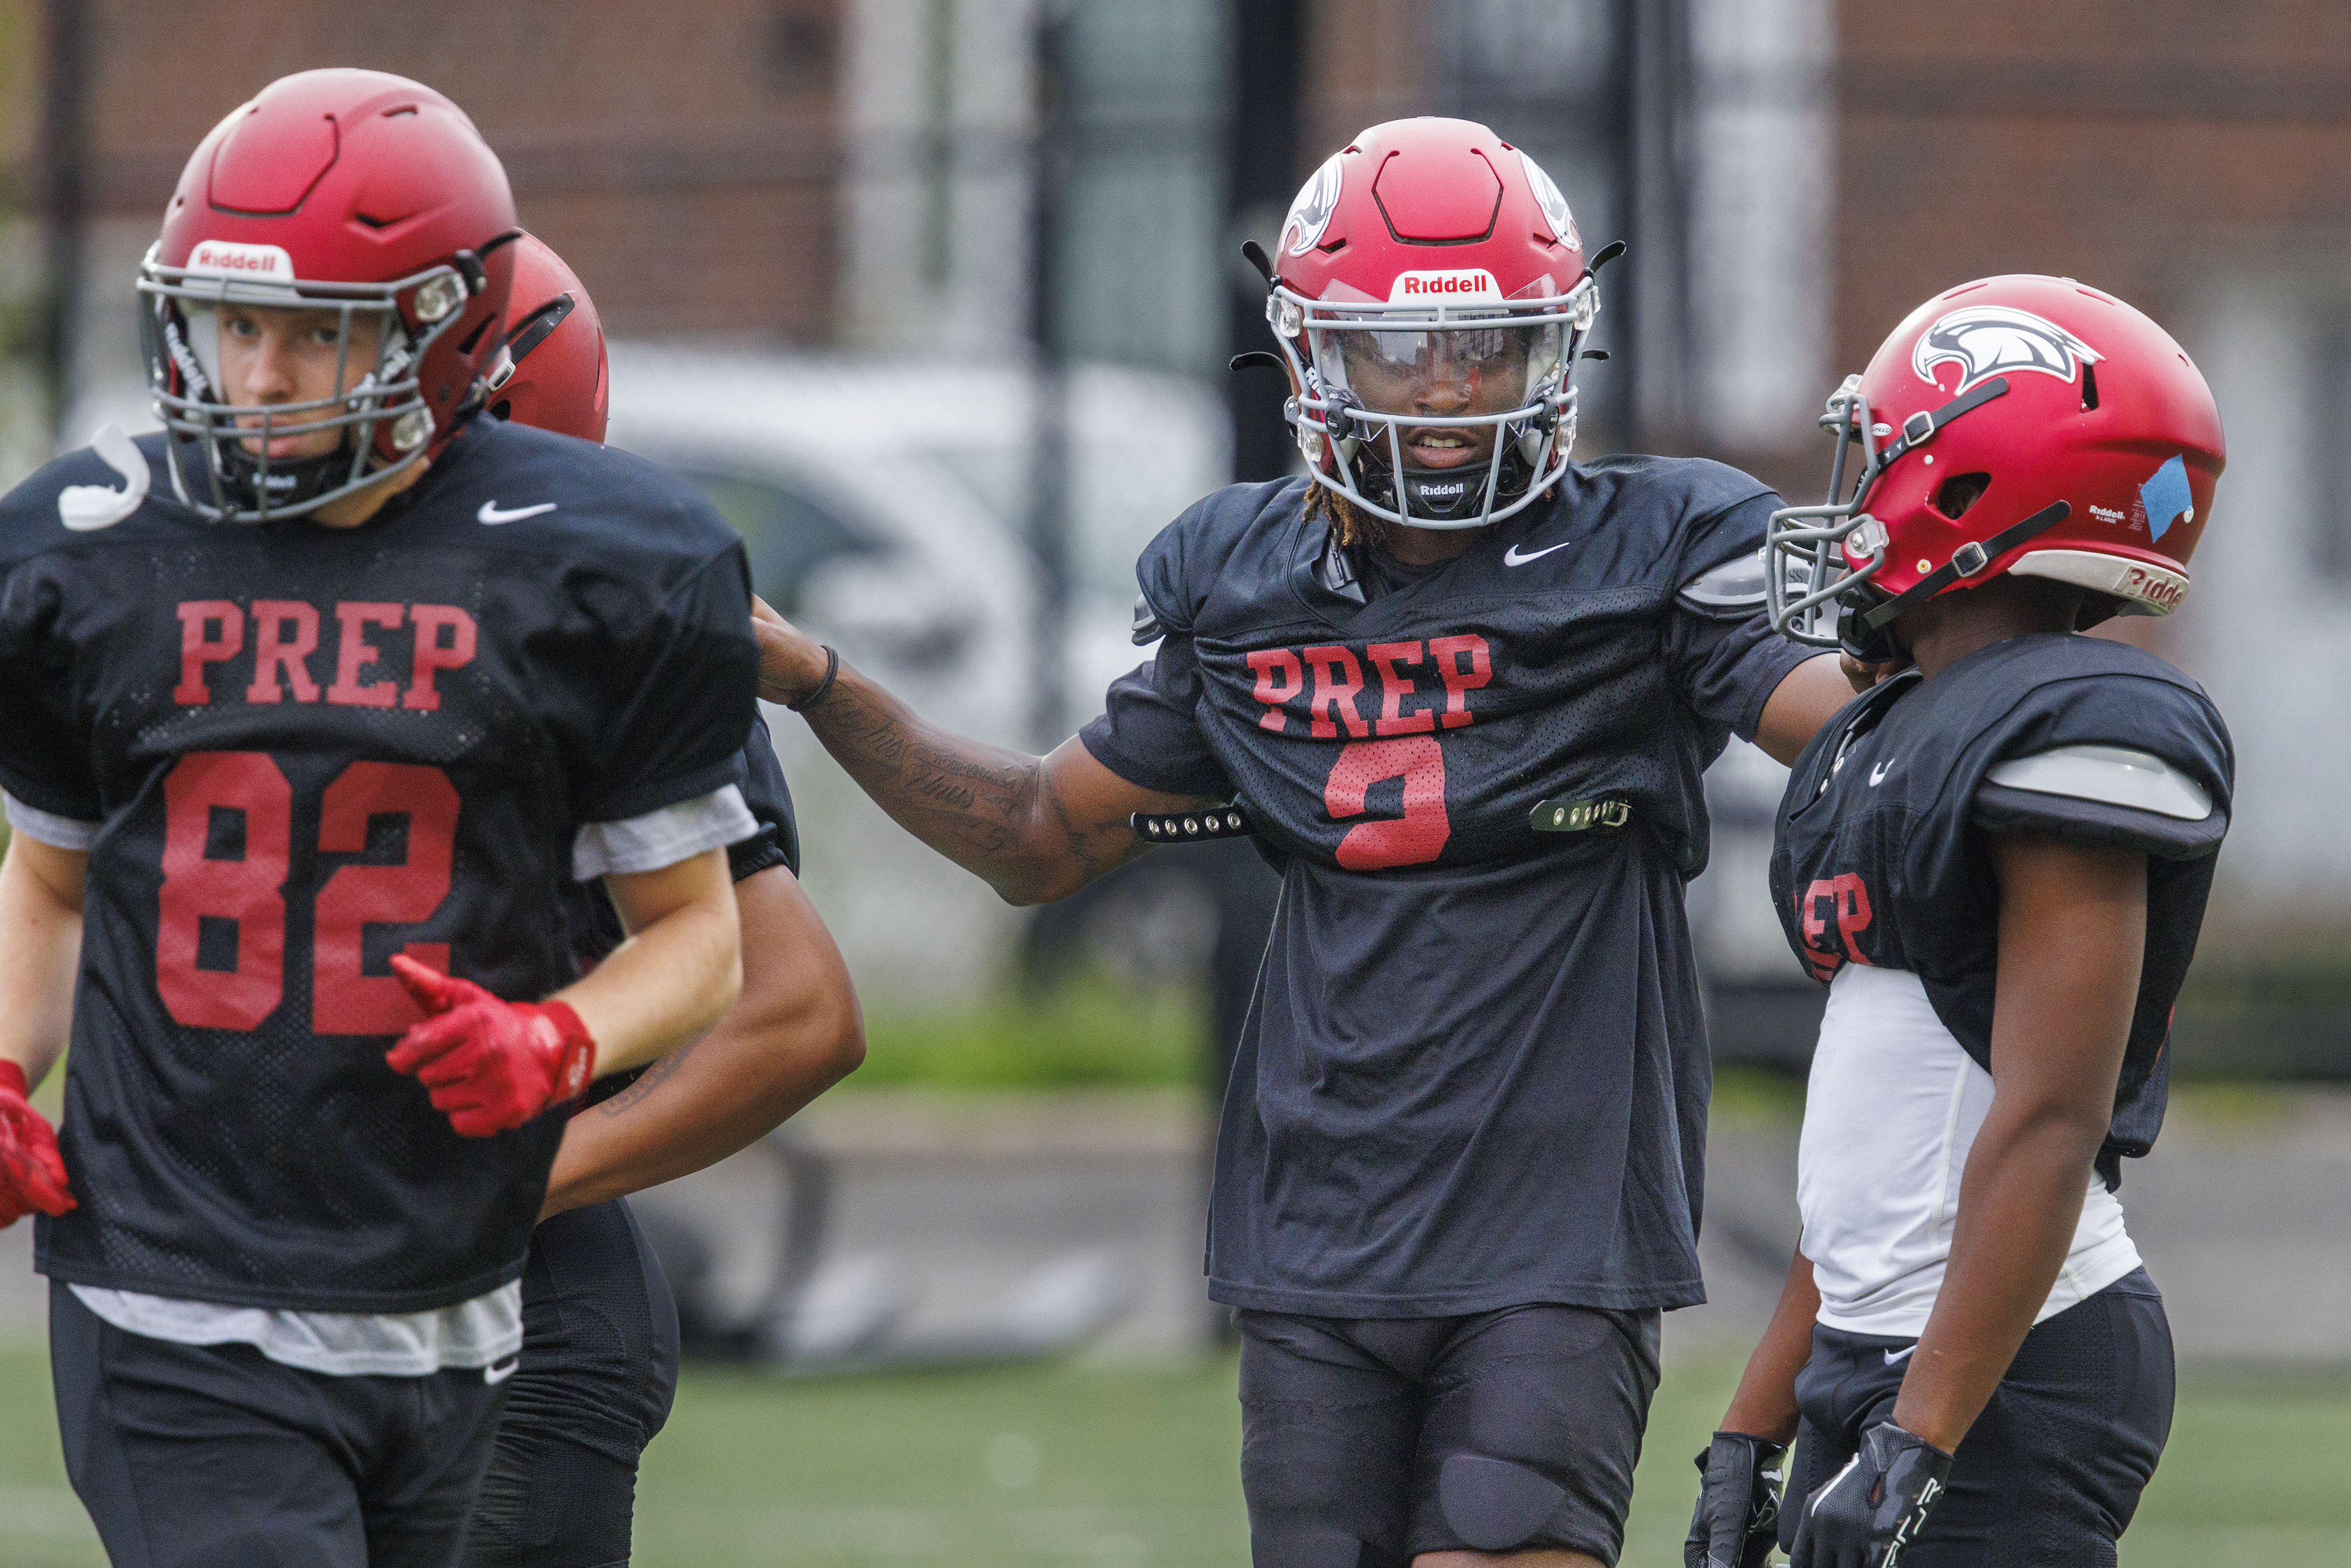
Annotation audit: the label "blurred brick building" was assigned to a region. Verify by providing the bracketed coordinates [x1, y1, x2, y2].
[36, 0, 843, 340]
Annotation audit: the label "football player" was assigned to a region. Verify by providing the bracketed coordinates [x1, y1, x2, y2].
[460, 234, 866, 1568]
[0, 72, 761, 1567]
[752, 117, 1865, 1567]
[1686, 276, 2230, 1568]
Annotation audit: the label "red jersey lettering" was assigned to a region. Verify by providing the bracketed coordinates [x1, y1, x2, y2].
[1304, 646, 1370, 739]
[1427, 634, 1491, 729]
[1366, 641, 1436, 736]
[1798, 872, 1874, 981]
[172, 601, 244, 705]
[326, 603, 406, 708]
[244, 601, 322, 704]
[403, 606, 478, 712]
[1248, 649, 1303, 734]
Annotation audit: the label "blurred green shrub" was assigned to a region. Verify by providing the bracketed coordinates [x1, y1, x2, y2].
[852, 971, 1204, 1090]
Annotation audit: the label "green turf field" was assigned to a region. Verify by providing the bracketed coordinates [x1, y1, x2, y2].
[1, 1343, 2343, 1566]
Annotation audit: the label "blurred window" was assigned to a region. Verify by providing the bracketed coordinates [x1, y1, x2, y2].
[675, 468, 880, 613]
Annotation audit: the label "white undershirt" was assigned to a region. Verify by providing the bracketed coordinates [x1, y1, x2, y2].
[1797, 963, 2141, 1337]
[13, 784, 758, 1376]
[68, 1280, 524, 1378]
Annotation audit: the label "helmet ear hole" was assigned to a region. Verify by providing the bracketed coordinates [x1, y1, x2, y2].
[2080, 364, 2100, 411]
[1933, 471, 1991, 521]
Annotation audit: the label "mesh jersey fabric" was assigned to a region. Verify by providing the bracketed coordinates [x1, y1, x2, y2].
[0, 418, 757, 1313]
[47, 774, 761, 1376]
[1080, 464, 1818, 1315]
[1770, 634, 2233, 1186]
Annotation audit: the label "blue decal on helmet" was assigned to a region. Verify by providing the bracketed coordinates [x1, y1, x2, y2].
[2140, 455, 2192, 541]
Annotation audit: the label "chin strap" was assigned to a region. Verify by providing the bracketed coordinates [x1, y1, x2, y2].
[1861, 500, 2073, 632]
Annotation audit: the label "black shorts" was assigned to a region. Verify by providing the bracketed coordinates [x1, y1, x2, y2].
[48, 1280, 505, 1568]
[1783, 1267, 2174, 1566]
[1235, 1302, 1661, 1567]
[462, 1197, 681, 1568]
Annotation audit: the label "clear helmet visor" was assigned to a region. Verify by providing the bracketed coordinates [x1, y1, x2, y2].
[1319, 317, 1563, 421]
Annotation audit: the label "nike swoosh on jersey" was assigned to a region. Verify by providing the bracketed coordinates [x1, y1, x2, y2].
[1495, 540, 1570, 571]
[1883, 1344, 1916, 1365]
[1869, 759, 1896, 787]
[477, 500, 557, 524]
[483, 1356, 521, 1384]
[1502, 538, 1574, 567]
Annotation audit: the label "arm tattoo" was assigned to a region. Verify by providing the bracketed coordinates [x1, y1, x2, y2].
[591, 1031, 703, 1118]
[806, 673, 1062, 871]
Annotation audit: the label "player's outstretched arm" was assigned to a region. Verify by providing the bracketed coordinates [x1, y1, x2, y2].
[1889, 833, 2147, 1452]
[752, 599, 1211, 905]
[538, 863, 863, 1220]
[0, 833, 88, 1222]
[1752, 652, 1884, 766]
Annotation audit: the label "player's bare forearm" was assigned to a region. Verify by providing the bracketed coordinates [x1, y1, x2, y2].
[1752, 652, 1864, 765]
[555, 847, 743, 1077]
[0, 834, 87, 1086]
[1892, 834, 2145, 1452]
[540, 866, 863, 1220]
[1719, 1245, 1821, 1445]
[752, 598, 1204, 904]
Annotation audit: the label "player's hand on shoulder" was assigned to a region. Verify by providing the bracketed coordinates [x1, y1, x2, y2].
[1789, 1422, 1950, 1568]
[1840, 651, 1907, 694]
[751, 596, 835, 708]
[0, 1060, 73, 1224]
[1685, 1431, 1784, 1568]
[383, 956, 597, 1138]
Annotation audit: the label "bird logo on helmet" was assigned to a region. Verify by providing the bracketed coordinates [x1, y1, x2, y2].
[1766, 275, 2224, 659]
[1912, 306, 2102, 397]
[137, 69, 520, 523]
[1259, 118, 1605, 531]
[1281, 154, 1345, 257]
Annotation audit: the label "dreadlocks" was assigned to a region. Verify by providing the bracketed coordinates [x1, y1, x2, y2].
[1305, 482, 1384, 551]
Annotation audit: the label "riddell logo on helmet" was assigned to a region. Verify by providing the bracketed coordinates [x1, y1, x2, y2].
[1390, 269, 1500, 303]
[185, 241, 294, 280]
[2123, 565, 2187, 611]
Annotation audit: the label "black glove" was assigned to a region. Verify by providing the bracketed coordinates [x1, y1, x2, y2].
[1685, 1431, 1785, 1568]
[1790, 1422, 1953, 1568]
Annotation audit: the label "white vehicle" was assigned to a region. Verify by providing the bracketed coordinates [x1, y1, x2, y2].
[606, 347, 1229, 1001]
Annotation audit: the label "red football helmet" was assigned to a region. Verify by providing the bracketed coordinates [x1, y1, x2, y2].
[1767, 274, 2225, 655]
[138, 68, 519, 521]
[485, 233, 608, 442]
[1265, 117, 1599, 529]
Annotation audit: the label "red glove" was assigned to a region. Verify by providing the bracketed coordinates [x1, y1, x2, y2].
[385, 956, 597, 1138]
[0, 1060, 74, 1226]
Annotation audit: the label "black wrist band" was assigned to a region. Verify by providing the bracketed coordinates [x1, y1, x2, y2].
[789, 644, 840, 711]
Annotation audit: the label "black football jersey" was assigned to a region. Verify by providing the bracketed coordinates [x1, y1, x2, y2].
[1080, 461, 1819, 1315]
[1770, 634, 2233, 1187]
[0, 417, 757, 1313]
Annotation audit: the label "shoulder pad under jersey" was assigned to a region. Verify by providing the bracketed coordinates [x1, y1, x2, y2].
[1132, 594, 1163, 646]
[1984, 745, 2214, 820]
[1674, 547, 1770, 617]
